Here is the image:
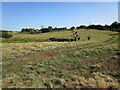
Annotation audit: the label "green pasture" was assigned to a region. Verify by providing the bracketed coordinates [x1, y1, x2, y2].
[2, 29, 120, 88]
[2, 29, 118, 43]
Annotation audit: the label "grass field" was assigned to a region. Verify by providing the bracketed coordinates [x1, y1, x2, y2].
[2, 29, 120, 88]
[2, 29, 117, 43]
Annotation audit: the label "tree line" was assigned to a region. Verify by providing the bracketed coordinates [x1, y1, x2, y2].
[0, 21, 120, 38]
[71, 21, 120, 32]
[21, 26, 67, 34]
[21, 21, 120, 34]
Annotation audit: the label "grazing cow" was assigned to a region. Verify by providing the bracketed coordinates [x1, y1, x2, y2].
[57, 38, 71, 42]
[50, 38, 57, 41]
[64, 39, 71, 42]
[57, 39, 63, 42]
[71, 38, 76, 42]
[87, 36, 90, 40]
[75, 32, 77, 34]
[78, 37, 80, 40]
[76, 35, 78, 37]
[50, 38, 75, 42]
[74, 37, 77, 42]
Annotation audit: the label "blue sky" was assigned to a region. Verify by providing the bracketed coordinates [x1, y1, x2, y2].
[2, 2, 118, 31]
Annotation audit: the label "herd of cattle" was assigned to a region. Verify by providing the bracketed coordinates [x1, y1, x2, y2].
[49, 37, 90, 42]
[49, 38, 78, 42]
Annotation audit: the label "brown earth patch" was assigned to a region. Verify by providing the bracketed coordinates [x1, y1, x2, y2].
[3, 51, 60, 69]
[3, 51, 58, 63]
[101, 58, 119, 72]
[23, 51, 58, 62]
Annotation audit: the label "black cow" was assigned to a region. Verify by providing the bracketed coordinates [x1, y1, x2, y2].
[57, 38, 70, 42]
[76, 35, 78, 37]
[71, 38, 76, 42]
[64, 39, 71, 42]
[75, 32, 77, 34]
[87, 36, 90, 40]
[50, 38, 76, 42]
[50, 38, 57, 41]
[57, 39, 63, 42]
[74, 37, 77, 42]
[78, 37, 80, 40]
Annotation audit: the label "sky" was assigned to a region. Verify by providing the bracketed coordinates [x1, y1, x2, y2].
[2, 2, 118, 31]
[0, 2, 2, 30]
[118, 1, 120, 23]
[1, 0, 120, 2]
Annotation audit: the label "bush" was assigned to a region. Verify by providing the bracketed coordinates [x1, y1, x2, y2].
[76, 25, 86, 29]
[0, 30, 13, 38]
[109, 22, 120, 32]
[41, 28, 51, 33]
[21, 28, 36, 34]
[69, 26, 75, 30]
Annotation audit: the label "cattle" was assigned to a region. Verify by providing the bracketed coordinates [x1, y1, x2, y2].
[63, 39, 71, 42]
[50, 38, 71, 42]
[50, 38, 57, 41]
[75, 32, 77, 34]
[71, 38, 75, 42]
[78, 37, 80, 40]
[87, 36, 90, 40]
[49, 37, 80, 42]
[76, 35, 78, 37]
[57, 39, 63, 42]
[74, 37, 77, 42]
[70, 38, 76, 42]
[57, 38, 71, 42]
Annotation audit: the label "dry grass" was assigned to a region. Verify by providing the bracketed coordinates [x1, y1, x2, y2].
[2, 29, 120, 88]
[61, 73, 119, 88]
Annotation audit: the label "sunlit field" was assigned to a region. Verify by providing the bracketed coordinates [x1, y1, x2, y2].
[2, 29, 120, 88]
[2, 29, 117, 43]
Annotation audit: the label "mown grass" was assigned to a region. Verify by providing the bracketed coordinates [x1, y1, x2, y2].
[2, 29, 120, 88]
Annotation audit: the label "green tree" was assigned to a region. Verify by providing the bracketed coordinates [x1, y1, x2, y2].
[48, 26, 53, 32]
[76, 25, 86, 29]
[0, 30, 13, 38]
[41, 28, 50, 33]
[109, 22, 120, 32]
[103, 24, 109, 30]
[86, 25, 104, 30]
[21, 28, 36, 34]
[28, 28, 36, 34]
[21, 28, 26, 32]
[69, 26, 75, 30]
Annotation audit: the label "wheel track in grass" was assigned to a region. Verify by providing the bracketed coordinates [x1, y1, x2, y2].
[2, 44, 59, 62]
[4, 32, 117, 62]
[3, 51, 61, 70]
[3, 42, 99, 70]
[3, 34, 119, 70]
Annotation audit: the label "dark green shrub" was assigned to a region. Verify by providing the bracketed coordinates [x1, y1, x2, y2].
[21, 28, 36, 34]
[0, 30, 13, 38]
[69, 26, 75, 30]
